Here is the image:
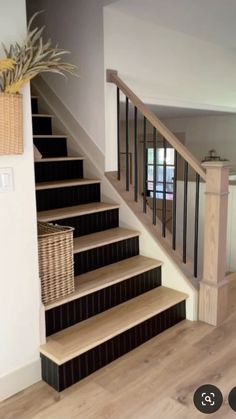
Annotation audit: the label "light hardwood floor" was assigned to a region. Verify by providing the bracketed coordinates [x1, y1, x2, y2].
[1, 282, 236, 419]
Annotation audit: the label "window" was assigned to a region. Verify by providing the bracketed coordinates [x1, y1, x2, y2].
[147, 147, 175, 200]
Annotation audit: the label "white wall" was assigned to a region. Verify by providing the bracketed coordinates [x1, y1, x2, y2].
[0, 0, 41, 401]
[27, 0, 107, 166]
[104, 6, 236, 171]
[162, 114, 236, 167]
[104, 6, 236, 108]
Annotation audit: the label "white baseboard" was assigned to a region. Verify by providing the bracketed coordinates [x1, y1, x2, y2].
[0, 359, 41, 402]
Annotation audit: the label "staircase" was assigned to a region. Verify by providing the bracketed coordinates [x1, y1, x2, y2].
[32, 94, 187, 392]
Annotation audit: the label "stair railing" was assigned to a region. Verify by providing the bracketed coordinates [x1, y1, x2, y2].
[107, 69, 230, 326]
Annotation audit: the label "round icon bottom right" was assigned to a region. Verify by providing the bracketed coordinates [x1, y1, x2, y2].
[193, 384, 223, 414]
[228, 387, 236, 411]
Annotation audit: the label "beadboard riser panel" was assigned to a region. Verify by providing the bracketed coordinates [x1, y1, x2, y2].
[41, 301, 186, 391]
[33, 116, 52, 135]
[46, 266, 162, 336]
[34, 138, 68, 158]
[31, 98, 38, 114]
[54, 209, 119, 238]
[35, 160, 84, 183]
[74, 237, 139, 276]
[36, 184, 101, 212]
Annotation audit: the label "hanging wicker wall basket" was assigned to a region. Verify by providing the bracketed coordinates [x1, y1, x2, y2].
[0, 93, 23, 155]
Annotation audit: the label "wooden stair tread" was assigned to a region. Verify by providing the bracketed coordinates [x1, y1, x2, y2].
[40, 286, 188, 364]
[73, 227, 140, 253]
[32, 114, 53, 117]
[36, 178, 101, 190]
[38, 202, 120, 222]
[45, 255, 163, 310]
[35, 157, 85, 163]
[33, 135, 68, 138]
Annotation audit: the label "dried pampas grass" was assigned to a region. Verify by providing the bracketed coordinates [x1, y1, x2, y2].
[0, 11, 77, 93]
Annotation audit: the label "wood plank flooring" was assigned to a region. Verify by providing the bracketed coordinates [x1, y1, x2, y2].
[1, 283, 236, 419]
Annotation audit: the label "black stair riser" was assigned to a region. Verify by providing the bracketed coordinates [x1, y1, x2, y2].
[31, 97, 38, 114]
[34, 138, 68, 158]
[54, 209, 119, 238]
[74, 237, 139, 276]
[35, 160, 84, 183]
[46, 266, 162, 336]
[36, 183, 101, 211]
[41, 300, 186, 391]
[33, 116, 52, 135]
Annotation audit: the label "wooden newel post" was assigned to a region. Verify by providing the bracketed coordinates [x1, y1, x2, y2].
[199, 161, 230, 326]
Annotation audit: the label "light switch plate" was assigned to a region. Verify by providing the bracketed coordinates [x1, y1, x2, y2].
[0, 167, 14, 193]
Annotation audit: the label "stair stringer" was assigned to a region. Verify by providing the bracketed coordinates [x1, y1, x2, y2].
[32, 77, 198, 321]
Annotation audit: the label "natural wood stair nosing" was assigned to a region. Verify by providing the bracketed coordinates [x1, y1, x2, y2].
[40, 286, 188, 365]
[32, 114, 54, 118]
[35, 157, 85, 163]
[44, 255, 163, 310]
[36, 178, 101, 190]
[73, 227, 140, 254]
[33, 135, 68, 138]
[37, 202, 120, 222]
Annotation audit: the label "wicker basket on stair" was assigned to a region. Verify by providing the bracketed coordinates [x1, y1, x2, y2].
[38, 222, 74, 304]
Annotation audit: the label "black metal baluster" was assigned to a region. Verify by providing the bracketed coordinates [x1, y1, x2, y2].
[172, 150, 177, 250]
[194, 173, 200, 277]
[143, 117, 147, 213]
[134, 106, 138, 202]
[153, 127, 157, 225]
[117, 87, 120, 180]
[125, 96, 129, 191]
[183, 161, 188, 263]
[162, 138, 167, 237]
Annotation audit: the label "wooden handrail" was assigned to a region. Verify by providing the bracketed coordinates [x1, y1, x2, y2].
[107, 70, 206, 181]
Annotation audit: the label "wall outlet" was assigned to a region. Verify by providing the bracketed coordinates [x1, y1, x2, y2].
[0, 168, 14, 193]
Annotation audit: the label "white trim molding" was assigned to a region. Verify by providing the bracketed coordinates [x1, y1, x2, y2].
[0, 359, 41, 402]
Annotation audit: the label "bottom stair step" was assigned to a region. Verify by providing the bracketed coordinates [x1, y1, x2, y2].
[40, 287, 187, 391]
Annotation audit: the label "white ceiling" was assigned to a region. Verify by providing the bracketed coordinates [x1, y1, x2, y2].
[109, 0, 236, 50]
